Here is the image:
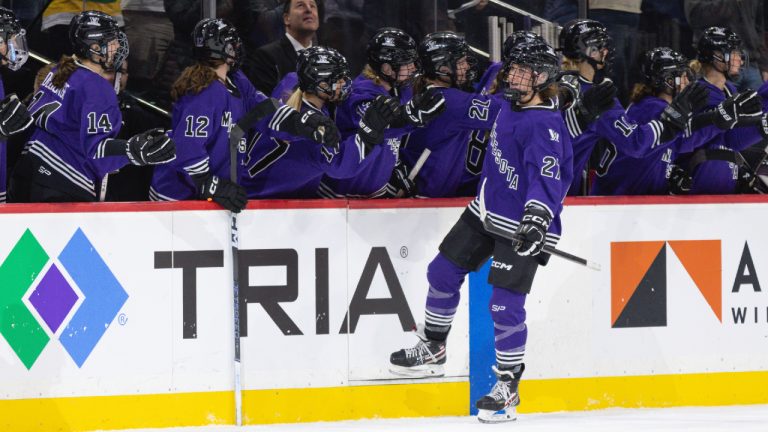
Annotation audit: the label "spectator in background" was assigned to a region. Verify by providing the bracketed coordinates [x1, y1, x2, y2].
[362, 0, 454, 45]
[122, 0, 173, 97]
[685, 0, 768, 91]
[244, 0, 320, 95]
[237, 0, 284, 50]
[155, 0, 234, 107]
[323, 0, 365, 74]
[41, 0, 124, 61]
[587, 1, 642, 104]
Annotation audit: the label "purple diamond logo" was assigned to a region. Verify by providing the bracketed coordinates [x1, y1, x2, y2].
[29, 264, 79, 333]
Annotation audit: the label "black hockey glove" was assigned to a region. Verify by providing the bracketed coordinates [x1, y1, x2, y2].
[395, 87, 446, 128]
[198, 175, 247, 213]
[668, 164, 692, 195]
[385, 161, 417, 198]
[514, 204, 551, 257]
[658, 83, 709, 142]
[568, 80, 617, 134]
[0, 94, 33, 137]
[126, 128, 177, 166]
[282, 108, 341, 149]
[713, 90, 763, 130]
[357, 95, 402, 150]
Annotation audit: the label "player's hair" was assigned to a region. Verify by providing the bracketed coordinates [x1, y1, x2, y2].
[538, 83, 558, 100]
[285, 88, 304, 111]
[51, 55, 77, 89]
[629, 82, 655, 103]
[34, 63, 55, 93]
[362, 64, 384, 87]
[171, 63, 219, 101]
[689, 59, 703, 76]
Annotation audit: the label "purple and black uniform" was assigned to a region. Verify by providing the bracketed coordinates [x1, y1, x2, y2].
[400, 86, 501, 198]
[150, 70, 290, 201]
[239, 99, 371, 199]
[591, 96, 720, 195]
[318, 75, 412, 198]
[423, 98, 572, 369]
[680, 78, 765, 194]
[565, 77, 664, 195]
[25, 63, 126, 201]
[0, 76, 5, 202]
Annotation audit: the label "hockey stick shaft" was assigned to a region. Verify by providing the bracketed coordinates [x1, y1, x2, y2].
[226, 99, 281, 426]
[396, 148, 431, 198]
[478, 180, 601, 271]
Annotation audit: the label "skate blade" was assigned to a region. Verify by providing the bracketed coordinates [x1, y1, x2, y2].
[477, 408, 517, 423]
[388, 364, 445, 378]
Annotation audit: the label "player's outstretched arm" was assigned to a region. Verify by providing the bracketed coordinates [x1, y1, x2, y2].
[99, 128, 176, 166]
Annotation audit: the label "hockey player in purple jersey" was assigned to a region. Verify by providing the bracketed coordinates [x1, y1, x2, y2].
[591, 48, 723, 195]
[150, 18, 339, 211]
[399, 31, 502, 198]
[477, 30, 544, 94]
[559, 19, 705, 196]
[22, 11, 175, 202]
[320, 28, 445, 198]
[672, 27, 766, 194]
[240, 46, 401, 198]
[389, 41, 572, 423]
[0, 7, 34, 202]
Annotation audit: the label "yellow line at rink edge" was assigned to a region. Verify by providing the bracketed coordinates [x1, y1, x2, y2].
[243, 381, 468, 424]
[3, 372, 768, 431]
[519, 370, 768, 413]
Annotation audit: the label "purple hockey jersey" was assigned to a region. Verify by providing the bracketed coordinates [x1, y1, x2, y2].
[271, 72, 299, 103]
[150, 70, 281, 201]
[476, 61, 502, 94]
[467, 99, 573, 247]
[565, 76, 664, 195]
[25, 64, 125, 200]
[319, 75, 412, 197]
[400, 86, 501, 198]
[239, 99, 371, 199]
[590, 95, 720, 195]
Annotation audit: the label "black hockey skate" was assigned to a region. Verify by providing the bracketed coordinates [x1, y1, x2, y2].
[389, 324, 446, 378]
[475, 364, 523, 423]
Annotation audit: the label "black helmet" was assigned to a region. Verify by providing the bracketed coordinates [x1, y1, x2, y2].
[502, 41, 561, 104]
[366, 27, 418, 88]
[297, 46, 352, 102]
[559, 18, 614, 78]
[192, 18, 243, 71]
[642, 47, 691, 93]
[418, 31, 477, 90]
[697, 26, 744, 64]
[0, 7, 27, 71]
[69, 10, 128, 72]
[502, 30, 545, 61]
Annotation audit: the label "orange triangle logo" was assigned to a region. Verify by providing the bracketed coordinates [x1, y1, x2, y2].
[611, 241, 666, 325]
[668, 240, 722, 322]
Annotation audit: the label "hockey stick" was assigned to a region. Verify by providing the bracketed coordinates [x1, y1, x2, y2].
[478, 180, 601, 271]
[226, 99, 284, 426]
[396, 148, 431, 198]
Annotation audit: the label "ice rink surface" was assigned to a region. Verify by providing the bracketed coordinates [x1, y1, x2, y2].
[118, 404, 768, 432]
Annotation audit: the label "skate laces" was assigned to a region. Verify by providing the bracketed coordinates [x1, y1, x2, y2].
[405, 339, 434, 361]
[489, 366, 515, 402]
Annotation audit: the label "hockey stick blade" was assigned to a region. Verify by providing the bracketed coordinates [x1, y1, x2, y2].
[478, 180, 601, 271]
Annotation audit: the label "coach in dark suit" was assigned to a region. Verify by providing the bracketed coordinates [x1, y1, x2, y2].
[245, 0, 320, 95]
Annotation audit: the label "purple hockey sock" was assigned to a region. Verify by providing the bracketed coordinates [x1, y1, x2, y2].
[489, 287, 528, 368]
[424, 252, 469, 341]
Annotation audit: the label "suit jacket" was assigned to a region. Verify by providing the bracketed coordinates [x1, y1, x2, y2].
[245, 35, 299, 95]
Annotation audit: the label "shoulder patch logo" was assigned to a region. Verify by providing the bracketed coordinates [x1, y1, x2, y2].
[548, 128, 560, 142]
